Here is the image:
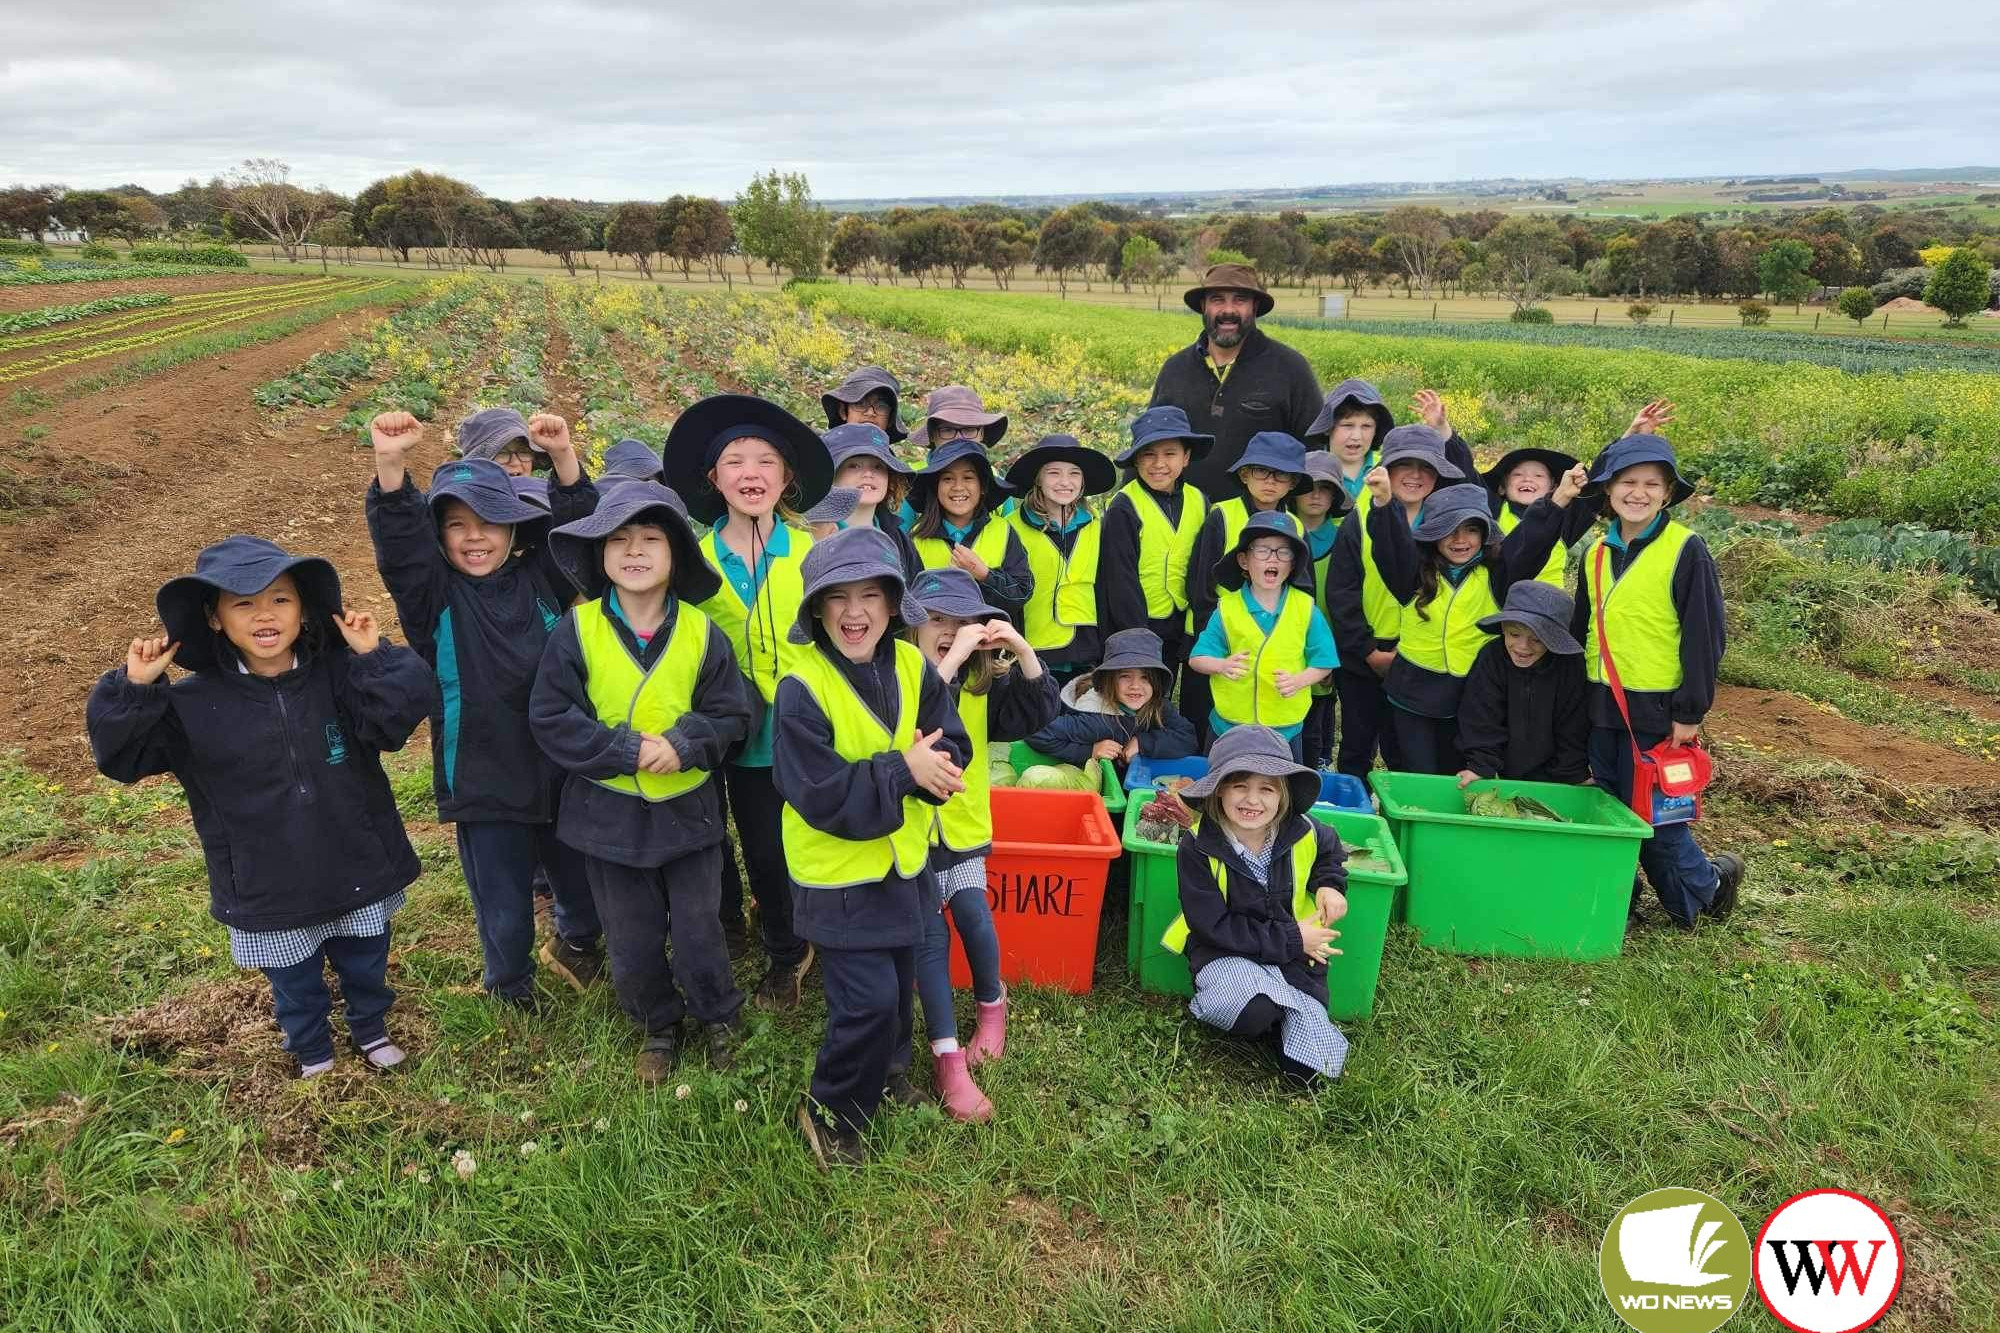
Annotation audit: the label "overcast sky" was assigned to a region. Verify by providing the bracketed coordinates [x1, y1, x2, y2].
[6, 0, 1996, 201]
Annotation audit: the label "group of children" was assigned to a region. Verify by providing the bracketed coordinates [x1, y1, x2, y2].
[86, 363, 1743, 1169]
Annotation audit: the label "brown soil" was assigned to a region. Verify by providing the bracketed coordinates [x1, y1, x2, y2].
[1693, 498, 1838, 535]
[1707, 684, 2000, 787]
[1890, 674, 2000, 723]
[1878, 296, 1942, 314]
[0, 272, 288, 315]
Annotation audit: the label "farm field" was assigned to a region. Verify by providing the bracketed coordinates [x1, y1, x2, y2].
[0, 278, 1995, 1331]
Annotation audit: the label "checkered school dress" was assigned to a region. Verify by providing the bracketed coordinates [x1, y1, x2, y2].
[227, 891, 404, 971]
[1186, 833, 1348, 1079]
[937, 857, 986, 904]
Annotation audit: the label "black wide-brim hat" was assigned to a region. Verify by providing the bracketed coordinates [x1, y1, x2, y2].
[908, 438, 1006, 516]
[1003, 434, 1115, 497]
[548, 481, 720, 603]
[1214, 510, 1311, 590]
[157, 535, 344, 674]
[788, 527, 928, 645]
[1475, 580, 1583, 654]
[1182, 724, 1319, 812]
[663, 394, 833, 526]
[1581, 434, 1697, 507]
[1482, 447, 1578, 494]
[821, 366, 907, 443]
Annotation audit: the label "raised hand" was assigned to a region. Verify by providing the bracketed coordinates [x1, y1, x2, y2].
[1628, 399, 1676, 437]
[331, 609, 381, 654]
[936, 622, 989, 680]
[1553, 462, 1590, 507]
[1363, 465, 1392, 507]
[902, 728, 967, 800]
[125, 635, 179, 685]
[370, 411, 423, 490]
[1414, 389, 1450, 436]
[527, 413, 572, 458]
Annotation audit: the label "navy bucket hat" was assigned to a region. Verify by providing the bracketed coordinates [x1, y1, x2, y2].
[908, 438, 1005, 517]
[1215, 510, 1311, 590]
[823, 422, 912, 476]
[1118, 405, 1214, 466]
[547, 481, 719, 603]
[662, 393, 833, 526]
[427, 456, 551, 536]
[908, 566, 1006, 623]
[601, 438, 665, 484]
[1003, 433, 1115, 497]
[1378, 425, 1465, 480]
[1475, 580, 1583, 654]
[457, 407, 537, 464]
[821, 365, 907, 442]
[1233, 431, 1311, 492]
[510, 475, 551, 514]
[156, 535, 344, 673]
[1412, 483, 1497, 543]
[788, 527, 928, 645]
[1305, 378, 1394, 445]
[1298, 453, 1355, 514]
[1582, 434, 1697, 507]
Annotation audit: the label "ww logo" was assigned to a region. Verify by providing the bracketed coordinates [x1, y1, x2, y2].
[1754, 1189, 1904, 1333]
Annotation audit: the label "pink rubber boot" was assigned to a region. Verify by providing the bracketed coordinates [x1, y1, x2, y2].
[964, 985, 1007, 1069]
[932, 1049, 993, 1123]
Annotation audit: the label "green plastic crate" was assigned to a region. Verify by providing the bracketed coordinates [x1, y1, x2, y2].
[1121, 801, 1407, 1021]
[1367, 771, 1653, 961]
[1007, 741, 1126, 816]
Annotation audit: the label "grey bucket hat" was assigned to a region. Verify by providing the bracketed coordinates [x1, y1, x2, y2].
[1298, 453, 1356, 515]
[1305, 378, 1394, 445]
[911, 385, 1007, 450]
[1411, 483, 1496, 543]
[821, 365, 907, 442]
[547, 481, 719, 603]
[601, 437, 666, 483]
[822, 422, 912, 476]
[1095, 627, 1170, 675]
[1181, 724, 1320, 813]
[426, 457, 551, 530]
[1475, 580, 1583, 654]
[803, 485, 863, 528]
[1214, 510, 1312, 590]
[1378, 425, 1465, 480]
[787, 526, 928, 645]
[908, 566, 1005, 623]
[456, 407, 537, 463]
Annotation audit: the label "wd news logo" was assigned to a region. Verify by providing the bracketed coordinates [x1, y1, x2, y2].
[1599, 1188, 1749, 1333]
[1753, 1189, 1903, 1333]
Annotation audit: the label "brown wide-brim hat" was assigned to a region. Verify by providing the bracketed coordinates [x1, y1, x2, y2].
[1182, 724, 1320, 813]
[1184, 262, 1275, 317]
[911, 384, 1007, 450]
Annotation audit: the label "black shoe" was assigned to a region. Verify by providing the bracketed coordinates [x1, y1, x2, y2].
[636, 1031, 681, 1086]
[797, 1098, 866, 1170]
[754, 944, 816, 1011]
[539, 937, 604, 993]
[704, 1019, 743, 1072]
[884, 1070, 931, 1108]
[721, 917, 752, 962]
[1706, 852, 1746, 924]
[497, 987, 544, 1016]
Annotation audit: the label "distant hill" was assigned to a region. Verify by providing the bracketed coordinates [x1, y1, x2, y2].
[1816, 167, 2000, 182]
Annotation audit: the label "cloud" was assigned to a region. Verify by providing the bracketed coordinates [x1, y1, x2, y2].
[6, 0, 1996, 200]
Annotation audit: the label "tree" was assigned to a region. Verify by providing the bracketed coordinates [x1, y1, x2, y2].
[456, 198, 520, 271]
[1379, 206, 1451, 298]
[1806, 231, 1863, 288]
[1327, 237, 1374, 293]
[222, 158, 339, 262]
[1033, 207, 1099, 296]
[827, 215, 890, 284]
[0, 184, 63, 241]
[308, 212, 356, 273]
[1865, 225, 1919, 276]
[521, 199, 591, 276]
[605, 202, 660, 278]
[1924, 247, 1994, 326]
[732, 170, 833, 283]
[1120, 234, 1174, 303]
[1756, 238, 1817, 309]
[1835, 286, 1876, 327]
[972, 219, 1032, 290]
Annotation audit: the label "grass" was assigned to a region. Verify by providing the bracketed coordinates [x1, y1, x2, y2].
[1, 719, 1996, 1330]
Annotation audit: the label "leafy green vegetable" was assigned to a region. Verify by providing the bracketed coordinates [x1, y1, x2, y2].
[1017, 763, 1098, 791]
[1466, 790, 1565, 822]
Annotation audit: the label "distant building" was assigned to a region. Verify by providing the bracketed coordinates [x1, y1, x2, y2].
[15, 216, 89, 245]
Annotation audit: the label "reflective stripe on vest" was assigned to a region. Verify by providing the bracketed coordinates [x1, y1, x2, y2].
[933, 687, 992, 852]
[1497, 502, 1569, 588]
[912, 516, 1010, 576]
[1583, 520, 1694, 692]
[574, 599, 712, 802]
[1210, 587, 1315, 728]
[1355, 507, 1404, 640]
[780, 640, 933, 889]
[697, 526, 814, 705]
[1009, 510, 1101, 651]
[1119, 480, 1206, 621]
[1162, 826, 1316, 953]
[1397, 563, 1500, 680]
[1308, 531, 1337, 697]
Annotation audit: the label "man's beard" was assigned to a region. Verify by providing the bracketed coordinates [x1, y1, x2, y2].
[1206, 313, 1250, 347]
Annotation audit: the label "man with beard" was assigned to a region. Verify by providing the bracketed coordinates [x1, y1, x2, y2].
[1149, 263, 1323, 503]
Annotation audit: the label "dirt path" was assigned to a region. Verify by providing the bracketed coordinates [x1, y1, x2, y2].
[1706, 683, 2000, 787]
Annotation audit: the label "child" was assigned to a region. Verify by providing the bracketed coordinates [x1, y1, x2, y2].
[1320, 425, 1463, 779]
[1363, 470, 1582, 777]
[366, 411, 605, 1010]
[1570, 433, 1745, 929]
[1027, 628, 1199, 768]
[1183, 431, 1314, 742]
[662, 393, 834, 1007]
[771, 528, 971, 1167]
[1159, 725, 1350, 1084]
[822, 365, 908, 442]
[530, 483, 756, 1084]
[823, 422, 920, 578]
[87, 538, 435, 1076]
[1004, 433, 1115, 683]
[890, 567, 1060, 1121]
[1188, 511, 1339, 761]
[907, 437, 1032, 627]
[1453, 581, 1591, 787]
[457, 407, 544, 478]
[1098, 406, 1212, 677]
[1481, 400, 1672, 587]
[1293, 452, 1352, 771]
[1304, 378, 1394, 509]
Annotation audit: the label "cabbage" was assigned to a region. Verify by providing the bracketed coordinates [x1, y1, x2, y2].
[1016, 762, 1097, 791]
[989, 758, 1017, 788]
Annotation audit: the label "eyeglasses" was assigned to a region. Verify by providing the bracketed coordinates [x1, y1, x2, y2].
[848, 401, 893, 422]
[932, 424, 984, 443]
[1246, 543, 1295, 562]
[1242, 466, 1293, 484]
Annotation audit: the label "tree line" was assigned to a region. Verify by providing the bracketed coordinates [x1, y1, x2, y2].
[6, 166, 1997, 310]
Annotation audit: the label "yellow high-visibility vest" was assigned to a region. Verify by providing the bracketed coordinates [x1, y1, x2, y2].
[1498, 502, 1569, 588]
[1582, 521, 1695, 692]
[932, 687, 992, 852]
[1209, 587, 1315, 728]
[1119, 480, 1206, 621]
[1396, 564, 1499, 680]
[1009, 510, 1100, 651]
[697, 526, 813, 704]
[1162, 825, 1318, 953]
[574, 599, 713, 802]
[912, 516, 1010, 576]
